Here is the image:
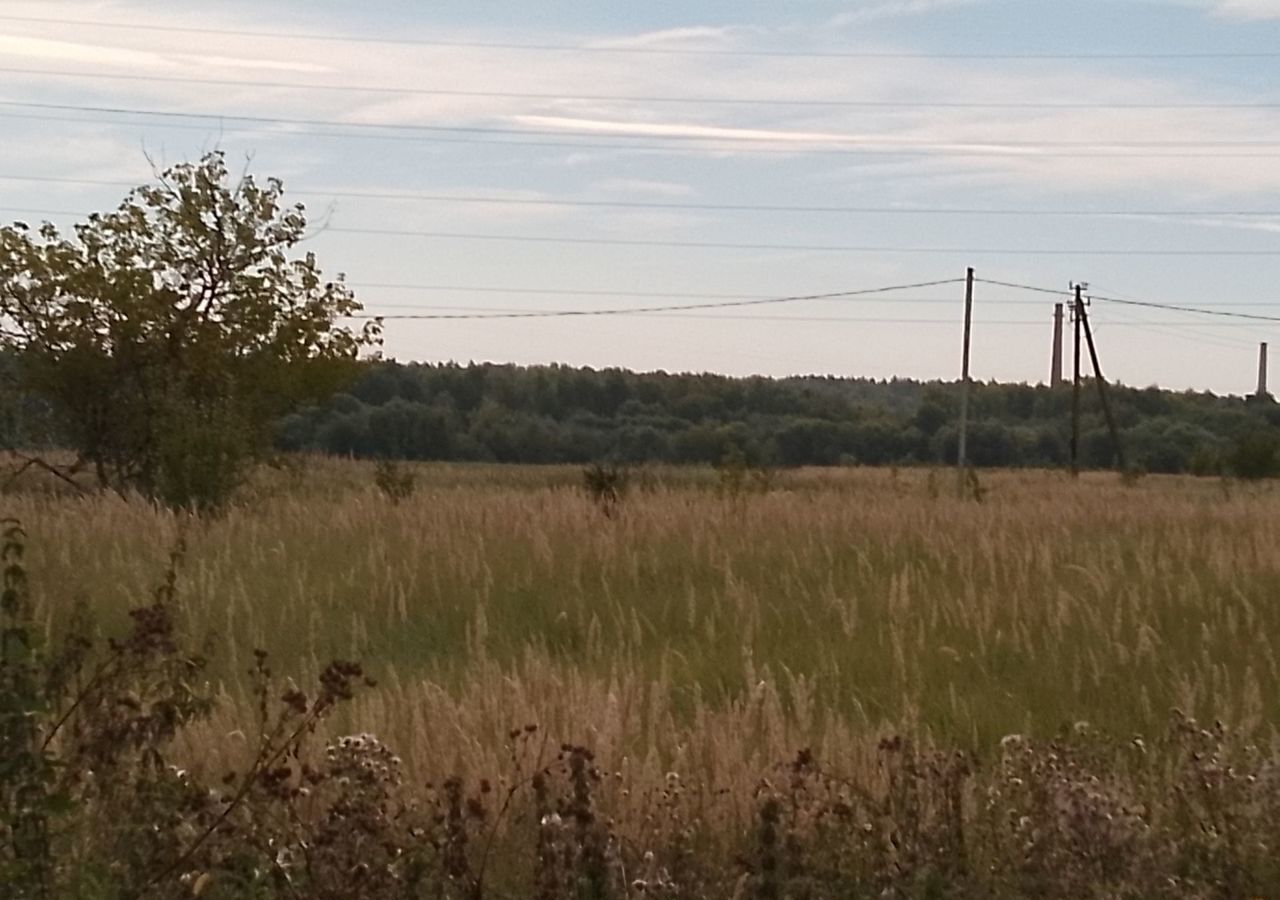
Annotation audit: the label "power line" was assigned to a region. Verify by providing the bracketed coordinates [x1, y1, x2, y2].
[3, 14, 1278, 60]
[1092, 311, 1260, 349]
[339, 279, 965, 319]
[356, 302, 1279, 325]
[346, 284, 1280, 307]
[5, 173, 1280, 219]
[3, 100, 1279, 149]
[354, 284, 784, 300]
[7, 65, 1280, 111]
[977, 277, 1280, 321]
[360, 297, 1035, 310]
[5, 208, 1277, 257]
[362, 312, 1054, 324]
[326, 226, 1280, 257]
[1093, 293, 1280, 322]
[975, 278, 1072, 296]
[10, 109, 1280, 160]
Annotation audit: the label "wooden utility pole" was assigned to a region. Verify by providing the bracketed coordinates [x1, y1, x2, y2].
[956, 267, 975, 485]
[1070, 284, 1082, 477]
[1078, 299, 1126, 469]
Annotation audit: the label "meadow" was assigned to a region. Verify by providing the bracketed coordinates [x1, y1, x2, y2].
[8, 459, 1280, 897]
[11, 460, 1278, 775]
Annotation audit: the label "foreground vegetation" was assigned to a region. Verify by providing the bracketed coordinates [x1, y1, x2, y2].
[4, 460, 1280, 897]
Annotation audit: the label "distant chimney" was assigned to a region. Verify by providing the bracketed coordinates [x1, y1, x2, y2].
[1050, 303, 1064, 387]
[1259, 342, 1270, 398]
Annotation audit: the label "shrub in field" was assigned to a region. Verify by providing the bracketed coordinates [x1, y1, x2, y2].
[582, 462, 629, 516]
[715, 445, 777, 498]
[1119, 462, 1147, 486]
[961, 466, 988, 502]
[374, 459, 417, 503]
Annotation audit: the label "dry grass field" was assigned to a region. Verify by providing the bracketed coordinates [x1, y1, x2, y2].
[9, 457, 1280, 896]
[10, 460, 1279, 785]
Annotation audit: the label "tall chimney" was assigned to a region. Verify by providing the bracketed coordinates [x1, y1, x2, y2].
[1050, 302, 1064, 387]
[1258, 342, 1270, 398]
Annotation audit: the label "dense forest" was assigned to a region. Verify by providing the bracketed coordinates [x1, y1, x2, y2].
[273, 361, 1280, 474]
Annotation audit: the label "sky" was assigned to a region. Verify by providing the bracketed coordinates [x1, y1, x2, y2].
[1, 0, 1279, 394]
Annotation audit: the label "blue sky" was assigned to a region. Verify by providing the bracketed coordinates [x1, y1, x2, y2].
[2, 0, 1279, 393]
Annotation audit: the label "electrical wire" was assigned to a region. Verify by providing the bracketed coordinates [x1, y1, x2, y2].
[359, 296, 1033, 309]
[9, 109, 1280, 160]
[353, 302, 1278, 326]
[1091, 310, 1260, 349]
[1092, 293, 1280, 321]
[5, 207, 1277, 258]
[976, 277, 1280, 321]
[7, 66, 1280, 111]
[3, 14, 1278, 60]
[325, 226, 1280, 257]
[3, 100, 1279, 149]
[347, 283, 1280, 307]
[336, 278, 966, 319]
[362, 312, 1058, 324]
[5, 173, 1280, 219]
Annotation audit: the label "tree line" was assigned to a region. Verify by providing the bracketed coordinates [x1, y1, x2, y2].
[276, 360, 1280, 474]
[1, 152, 1275, 500]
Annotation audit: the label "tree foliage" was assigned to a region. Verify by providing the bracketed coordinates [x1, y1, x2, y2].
[278, 360, 1280, 474]
[0, 153, 379, 509]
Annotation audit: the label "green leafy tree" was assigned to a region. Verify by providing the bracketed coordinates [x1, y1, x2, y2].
[1227, 429, 1280, 480]
[0, 152, 380, 510]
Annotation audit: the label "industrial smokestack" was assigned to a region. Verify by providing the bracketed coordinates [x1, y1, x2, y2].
[1050, 303, 1064, 387]
[1259, 342, 1270, 398]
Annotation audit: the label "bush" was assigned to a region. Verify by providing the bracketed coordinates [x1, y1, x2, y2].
[1227, 429, 1280, 480]
[582, 462, 628, 515]
[374, 459, 417, 503]
[1187, 445, 1223, 477]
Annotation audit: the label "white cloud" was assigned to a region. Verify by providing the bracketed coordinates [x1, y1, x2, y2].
[6, 5, 1280, 206]
[507, 115, 879, 145]
[1201, 0, 1280, 18]
[167, 53, 331, 74]
[0, 34, 165, 67]
[590, 26, 759, 49]
[828, 0, 986, 26]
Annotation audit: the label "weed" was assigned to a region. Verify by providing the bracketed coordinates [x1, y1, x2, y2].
[374, 459, 417, 503]
[582, 463, 629, 516]
[960, 467, 988, 502]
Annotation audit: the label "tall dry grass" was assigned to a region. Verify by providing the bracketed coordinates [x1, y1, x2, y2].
[7, 460, 1280, 837]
